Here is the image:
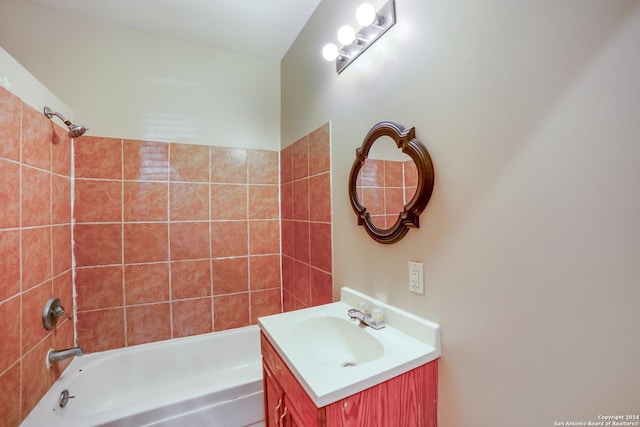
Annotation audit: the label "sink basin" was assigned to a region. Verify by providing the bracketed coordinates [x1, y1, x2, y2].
[258, 287, 441, 407]
[292, 317, 384, 367]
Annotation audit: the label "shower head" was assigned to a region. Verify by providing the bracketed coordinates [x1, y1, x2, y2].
[68, 123, 89, 139]
[43, 106, 89, 138]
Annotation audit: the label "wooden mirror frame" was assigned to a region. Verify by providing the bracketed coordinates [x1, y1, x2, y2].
[348, 121, 434, 244]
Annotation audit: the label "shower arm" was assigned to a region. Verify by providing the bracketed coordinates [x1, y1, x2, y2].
[43, 106, 73, 126]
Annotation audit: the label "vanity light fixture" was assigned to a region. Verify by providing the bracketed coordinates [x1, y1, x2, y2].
[322, 0, 396, 74]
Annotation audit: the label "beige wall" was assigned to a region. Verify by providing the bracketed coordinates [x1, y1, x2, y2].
[0, 0, 280, 150]
[0, 48, 71, 119]
[283, 0, 640, 425]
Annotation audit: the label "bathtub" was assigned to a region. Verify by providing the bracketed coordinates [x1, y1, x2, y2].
[22, 325, 264, 427]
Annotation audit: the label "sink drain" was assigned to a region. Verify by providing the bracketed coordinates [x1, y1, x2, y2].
[341, 362, 357, 367]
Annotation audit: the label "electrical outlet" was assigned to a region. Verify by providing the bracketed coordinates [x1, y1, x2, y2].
[409, 261, 424, 294]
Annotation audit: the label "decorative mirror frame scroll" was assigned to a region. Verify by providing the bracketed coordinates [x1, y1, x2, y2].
[348, 121, 434, 244]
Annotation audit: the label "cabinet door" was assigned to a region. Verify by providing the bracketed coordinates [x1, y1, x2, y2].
[261, 333, 326, 426]
[263, 364, 285, 427]
[282, 395, 305, 427]
[264, 365, 306, 427]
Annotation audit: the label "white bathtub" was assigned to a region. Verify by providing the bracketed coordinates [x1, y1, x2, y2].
[22, 325, 265, 427]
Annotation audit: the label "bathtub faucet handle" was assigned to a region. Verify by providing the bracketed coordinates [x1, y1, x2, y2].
[53, 304, 71, 319]
[43, 297, 72, 330]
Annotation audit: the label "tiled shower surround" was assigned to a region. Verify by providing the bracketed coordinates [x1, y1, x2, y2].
[0, 83, 332, 424]
[0, 86, 75, 424]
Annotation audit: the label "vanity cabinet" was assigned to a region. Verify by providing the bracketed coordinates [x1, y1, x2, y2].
[261, 332, 438, 427]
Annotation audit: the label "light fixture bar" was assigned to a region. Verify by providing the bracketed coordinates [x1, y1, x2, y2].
[335, 0, 396, 74]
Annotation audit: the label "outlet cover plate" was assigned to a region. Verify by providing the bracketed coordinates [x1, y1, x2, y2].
[409, 261, 424, 294]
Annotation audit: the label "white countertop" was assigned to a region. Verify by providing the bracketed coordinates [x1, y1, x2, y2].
[258, 287, 441, 407]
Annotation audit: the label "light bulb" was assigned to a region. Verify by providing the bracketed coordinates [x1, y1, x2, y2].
[356, 3, 377, 26]
[337, 25, 356, 45]
[322, 43, 339, 61]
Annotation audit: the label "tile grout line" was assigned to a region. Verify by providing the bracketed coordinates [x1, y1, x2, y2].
[306, 137, 312, 308]
[278, 148, 284, 313]
[167, 143, 173, 339]
[121, 138, 128, 347]
[18, 100, 23, 422]
[246, 149, 252, 325]
[48, 121, 54, 352]
[209, 146, 215, 333]
[70, 133, 78, 348]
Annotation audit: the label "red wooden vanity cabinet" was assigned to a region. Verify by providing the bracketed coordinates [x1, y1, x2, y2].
[261, 332, 438, 427]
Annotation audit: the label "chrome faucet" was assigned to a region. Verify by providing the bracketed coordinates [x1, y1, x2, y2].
[47, 346, 83, 365]
[348, 308, 385, 330]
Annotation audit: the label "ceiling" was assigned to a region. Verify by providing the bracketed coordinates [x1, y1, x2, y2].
[27, 0, 322, 61]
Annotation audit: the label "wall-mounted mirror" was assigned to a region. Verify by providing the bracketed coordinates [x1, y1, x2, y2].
[348, 121, 434, 244]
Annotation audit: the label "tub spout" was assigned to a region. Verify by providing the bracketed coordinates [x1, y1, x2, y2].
[47, 346, 83, 365]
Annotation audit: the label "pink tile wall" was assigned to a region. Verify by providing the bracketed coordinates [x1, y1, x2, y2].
[73, 139, 283, 352]
[0, 87, 74, 424]
[281, 123, 333, 311]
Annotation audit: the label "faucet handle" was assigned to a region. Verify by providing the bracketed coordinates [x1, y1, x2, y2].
[53, 304, 71, 319]
[43, 298, 71, 330]
[357, 302, 370, 316]
[371, 307, 384, 323]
